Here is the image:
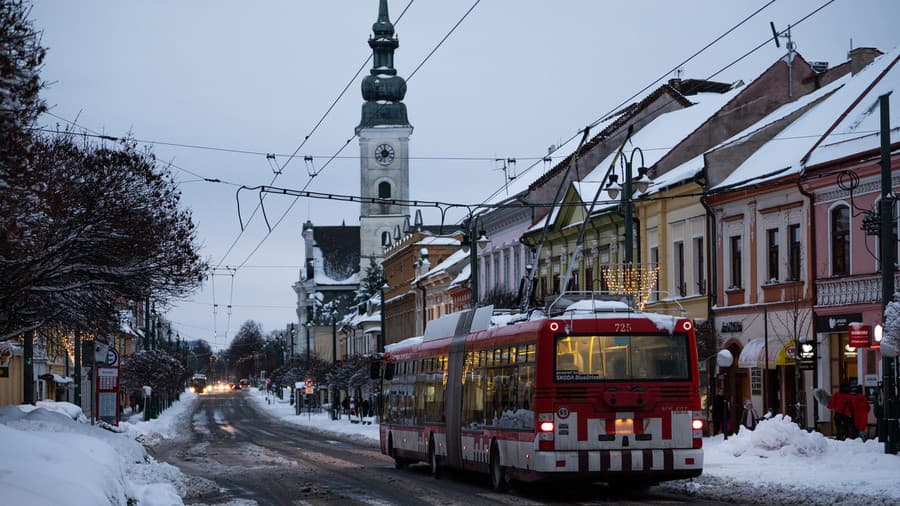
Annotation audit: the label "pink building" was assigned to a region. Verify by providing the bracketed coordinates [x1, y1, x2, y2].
[801, 49, 899, 433]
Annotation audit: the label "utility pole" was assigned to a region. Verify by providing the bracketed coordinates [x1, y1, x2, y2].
[144, 298, 150, 351]
[23, 329, 34, 404]
[878, 93, 898, 455]
[74, 329, 82, 406]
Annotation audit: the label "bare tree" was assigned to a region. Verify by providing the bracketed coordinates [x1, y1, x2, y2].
[771, 284, 813, 426]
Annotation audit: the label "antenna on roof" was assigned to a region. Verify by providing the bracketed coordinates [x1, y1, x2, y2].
[770, 21, 797, 97]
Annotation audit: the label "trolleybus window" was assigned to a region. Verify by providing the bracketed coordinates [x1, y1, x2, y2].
[555, 334, 690, 381]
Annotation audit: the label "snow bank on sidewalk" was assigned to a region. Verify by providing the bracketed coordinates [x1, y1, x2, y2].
[662, 415, 900, 504]
[247, 387, 380, 446]
[0, 396, 197, 506]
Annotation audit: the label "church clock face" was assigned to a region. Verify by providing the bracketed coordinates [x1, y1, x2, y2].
[374, 143, 395, 166]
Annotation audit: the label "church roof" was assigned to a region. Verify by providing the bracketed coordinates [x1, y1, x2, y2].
[313, 225, 360, 280]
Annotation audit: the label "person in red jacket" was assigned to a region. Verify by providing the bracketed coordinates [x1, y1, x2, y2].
[849, 385, 871, 441]
[827, 384, 852, 440]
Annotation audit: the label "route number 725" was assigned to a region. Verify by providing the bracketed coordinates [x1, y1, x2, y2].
[614, 323, 632, 333]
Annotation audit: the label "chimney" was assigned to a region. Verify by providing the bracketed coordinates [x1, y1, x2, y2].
[848, 47, 883, 75]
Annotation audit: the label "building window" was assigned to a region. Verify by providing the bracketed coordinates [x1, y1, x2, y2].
[788, 224, 801, 280]
[674, 241, 685, 297]
[540, 276, 547, 297]
[585, 267, 594, 292]
[503, 250, 510, 290]
[378, 181, 391, 198]
[493, 255, 501, 290]
[649, 246, 659, 300]
[693, 237, 705, 295]
[831, 205, 850, 276]
[730, 236, 742, 288]
[552, 274, 560, 295]
[767, 228, 779, 282]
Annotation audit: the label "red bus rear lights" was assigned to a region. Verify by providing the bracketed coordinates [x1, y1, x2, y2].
[685, 458, 695, 465]
[556, 460, 566, 468]
[691, 419, 704, 430]
[539, 421, 555, 432]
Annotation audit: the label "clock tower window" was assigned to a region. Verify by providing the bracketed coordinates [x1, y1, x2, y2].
[378, 181, 392, 199]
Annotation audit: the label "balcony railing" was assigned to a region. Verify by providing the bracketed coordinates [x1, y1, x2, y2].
[816, 273, 900, 306]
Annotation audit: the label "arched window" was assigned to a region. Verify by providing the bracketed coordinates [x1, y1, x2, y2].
[831, 205, 850, 276]
[382, 231, 391, 246]
[378, 181, 391, 199]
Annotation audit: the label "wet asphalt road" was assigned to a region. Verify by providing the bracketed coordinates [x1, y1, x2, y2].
[150, 390, 712, 506]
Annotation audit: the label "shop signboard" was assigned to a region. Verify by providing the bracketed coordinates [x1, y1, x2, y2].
[797, 341, 816, 371]
[848, 324, 871, 348]
[815, 313, 863, 333]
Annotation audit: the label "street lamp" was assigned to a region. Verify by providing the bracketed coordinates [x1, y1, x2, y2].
[305, 321, 312, 363]
[379, 282, 389, 353]
[289, 323, 295, 359]
[461, 217, 490, 307]
[605, 147, 650, 264]
[331, 309, 338, 364]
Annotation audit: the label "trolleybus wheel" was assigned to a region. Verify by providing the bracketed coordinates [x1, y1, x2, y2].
[389, 434, 408, 470]
[489, 442, 508, 492]
[428, 435, 441, 478]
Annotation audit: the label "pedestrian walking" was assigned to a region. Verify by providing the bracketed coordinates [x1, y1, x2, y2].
[828, 384, 853, 440]
[850, 385, 871, 441]
[712, 388, 732, 439]
[740, 399, 759, 431]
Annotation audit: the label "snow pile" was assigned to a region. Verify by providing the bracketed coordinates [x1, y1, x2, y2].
[248, 387, 380, 447]
[121, 390, 198, 446]
[29, 400, 89, 422]
[722, 414, 827, 457]
[0, 402, 193, 505]
[661, 417, 900, 504]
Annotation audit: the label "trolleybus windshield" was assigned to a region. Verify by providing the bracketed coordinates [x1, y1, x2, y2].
[555, 334, 690, 382]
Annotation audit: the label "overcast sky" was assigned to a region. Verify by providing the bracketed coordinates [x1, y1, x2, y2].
[30, 0, 899, 350]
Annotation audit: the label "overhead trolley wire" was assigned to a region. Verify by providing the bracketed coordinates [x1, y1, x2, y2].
[477, 0, 781, 206]
[215, 0, 417, 269]
[230, 0, 482, 271]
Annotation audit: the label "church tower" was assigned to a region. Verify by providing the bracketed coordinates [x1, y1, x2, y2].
[357, 0, 412, 273]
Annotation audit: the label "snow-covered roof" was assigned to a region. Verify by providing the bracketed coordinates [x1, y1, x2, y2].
[583, 90, 741, 184]
[643, 154, 705, 195]
[414, 236, 460, 247]
[805, 50, 900, 167]
[420, 249, 468, 280]
[713, 50, 898, 191]
[313, 246, 359, 286]
[449, 263, 470, 288]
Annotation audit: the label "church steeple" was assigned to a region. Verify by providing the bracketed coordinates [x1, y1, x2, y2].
[357, 0, 411, 132]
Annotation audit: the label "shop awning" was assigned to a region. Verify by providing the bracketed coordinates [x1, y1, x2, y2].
[52, 374, 74, 384]
[738, 338, 796, 369]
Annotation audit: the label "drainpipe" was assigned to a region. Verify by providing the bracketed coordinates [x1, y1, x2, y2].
[797, 180, 818, 430]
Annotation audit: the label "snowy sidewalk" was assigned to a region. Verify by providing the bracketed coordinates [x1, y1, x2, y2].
[0, 393, 199, 506]
[247, 388, 379, 446]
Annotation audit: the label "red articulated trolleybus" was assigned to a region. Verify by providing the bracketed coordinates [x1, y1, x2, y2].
[376, 296, 704, 491]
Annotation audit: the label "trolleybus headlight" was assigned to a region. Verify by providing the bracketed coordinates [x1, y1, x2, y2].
[691, 418, 704, 430]
[539, 421, 555, 432]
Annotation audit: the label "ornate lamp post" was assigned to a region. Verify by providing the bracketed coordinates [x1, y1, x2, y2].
[605, 147, 651, 264]
[379, 282, 389, 353]
[460, 216, 490, 308]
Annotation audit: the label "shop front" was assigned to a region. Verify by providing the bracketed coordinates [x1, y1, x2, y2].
[813, 311, 881, 436]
